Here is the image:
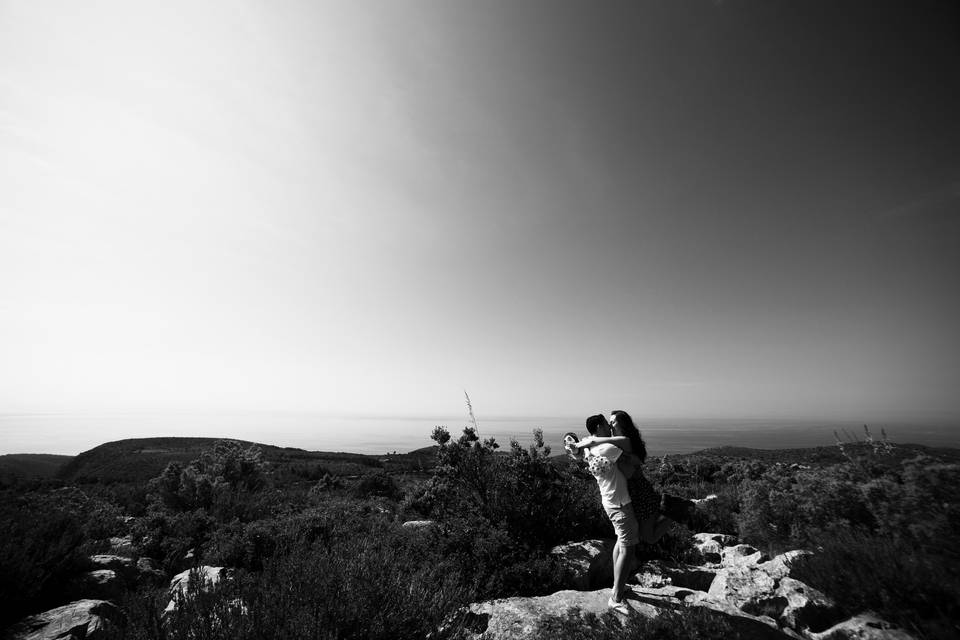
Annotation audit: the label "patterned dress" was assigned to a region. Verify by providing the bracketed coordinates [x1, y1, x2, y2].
[627, 472, 661, 523]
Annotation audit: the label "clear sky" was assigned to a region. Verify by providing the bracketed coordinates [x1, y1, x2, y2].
[2, 1, 959, 425]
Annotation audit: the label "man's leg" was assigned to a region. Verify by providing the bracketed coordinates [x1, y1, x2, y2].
[613, 543, 635, 602]
[612, 540, 621, 573]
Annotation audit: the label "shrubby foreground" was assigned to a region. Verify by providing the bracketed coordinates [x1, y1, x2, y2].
[1, 428, 958, 639]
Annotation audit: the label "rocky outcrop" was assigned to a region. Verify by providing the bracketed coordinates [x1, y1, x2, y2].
[443, 585, 792, 640]
[805, 613, 917, 640]
[135, 557, 167, 586]
[69, 570, 124, 602]
[164, 566, 229, 617]
[635, 559, 716, 592]
[6, 599, 125, 640]
[548, 539, 613, 590]
[691, 532, 736, 564]
[446, 533, 916, 640]
[107, 536, 134, 557]
[88, 555, 136, 582]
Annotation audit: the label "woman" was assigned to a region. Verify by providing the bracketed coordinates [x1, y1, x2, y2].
[577, 410, 673, 545]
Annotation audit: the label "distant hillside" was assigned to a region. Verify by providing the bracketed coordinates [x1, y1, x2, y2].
[547, 442, 960, 467]
[58, 437, 437, 484]
[693, 442, 960, 464]
[0, 453, 73, 483]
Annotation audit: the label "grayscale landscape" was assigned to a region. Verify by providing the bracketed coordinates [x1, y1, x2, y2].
[1, 1, 958, 639]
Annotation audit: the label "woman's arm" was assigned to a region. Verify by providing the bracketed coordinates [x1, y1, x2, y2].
[576, 435, 632, 451]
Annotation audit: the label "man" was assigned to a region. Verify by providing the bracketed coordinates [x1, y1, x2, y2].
[566, 414, 638, 613]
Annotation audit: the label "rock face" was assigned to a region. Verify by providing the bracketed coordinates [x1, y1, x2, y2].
[71, 570, 123, 602]
[107, 536, 134, 557]
[88, 555, 136, 583]
[6, 599, 124, 640]
[548, 539, 613, 590]
[806, 613, 918, 640]
[135, 557, 168, 586]
[444, 585, 791, 640]
[439, 588, 658, 640]
[448, 533, 916, 640]
[164, 566, 229, 617]
[692, 532, 737, 564]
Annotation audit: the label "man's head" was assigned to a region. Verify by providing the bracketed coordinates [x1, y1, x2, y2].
[585, 414, 611, 437]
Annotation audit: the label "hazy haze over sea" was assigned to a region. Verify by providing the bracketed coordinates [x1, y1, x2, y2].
[2, 412, 958, 457]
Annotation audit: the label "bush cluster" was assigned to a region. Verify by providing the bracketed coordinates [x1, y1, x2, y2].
[3, 430, 958, 640]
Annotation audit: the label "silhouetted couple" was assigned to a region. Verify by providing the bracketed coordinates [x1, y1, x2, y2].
[566, 410, 675, 614]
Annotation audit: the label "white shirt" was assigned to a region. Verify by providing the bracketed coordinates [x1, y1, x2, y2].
[582, 440, 632, 508]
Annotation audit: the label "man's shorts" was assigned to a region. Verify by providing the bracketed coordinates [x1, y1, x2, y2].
[604, 501, 639, 546]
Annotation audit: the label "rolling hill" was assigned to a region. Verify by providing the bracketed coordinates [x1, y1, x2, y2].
[0, 453, 73, 484]
[57, 437, 437, 484]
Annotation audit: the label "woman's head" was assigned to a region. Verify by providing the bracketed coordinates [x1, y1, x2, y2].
[610, 410, 647, 462]
[585, 414, 609, 436]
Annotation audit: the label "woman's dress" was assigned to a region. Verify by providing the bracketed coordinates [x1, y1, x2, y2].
[627, 471, 661, 523]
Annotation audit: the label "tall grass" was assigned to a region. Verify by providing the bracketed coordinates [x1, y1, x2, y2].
[791, 529, 960, 640]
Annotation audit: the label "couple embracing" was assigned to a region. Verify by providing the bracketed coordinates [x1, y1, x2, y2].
[565, 410, 675, 614]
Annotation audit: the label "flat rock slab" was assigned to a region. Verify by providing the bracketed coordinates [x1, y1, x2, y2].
[443, 588, 658, 639]
[7, 599, 124, 640]
[807, 613, 919, 640]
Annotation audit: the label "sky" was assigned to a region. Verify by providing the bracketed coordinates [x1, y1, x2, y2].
[2, 1, 959, 432]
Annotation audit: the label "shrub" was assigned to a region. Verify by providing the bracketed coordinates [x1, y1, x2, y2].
[791, 529, 960, 640]
[124, 518, 474, 640]
[418, 426, 609, 549]
[0, 490, 91, 627]
[352, 471, 401, 500]
[147, 441, 269, 514]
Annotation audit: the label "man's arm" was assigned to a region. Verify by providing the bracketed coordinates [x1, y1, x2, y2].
[575, 435, 629, 450]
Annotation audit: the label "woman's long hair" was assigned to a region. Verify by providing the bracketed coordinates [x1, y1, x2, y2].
[612, 410, 647, 462]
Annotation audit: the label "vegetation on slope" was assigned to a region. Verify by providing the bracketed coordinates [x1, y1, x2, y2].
[0, 454, 73, 485]
[1, 425, 958, 639]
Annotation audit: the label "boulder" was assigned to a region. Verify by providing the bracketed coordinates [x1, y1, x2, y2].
[437, 588, 658, 639]
[107, 536, 134, 557]
[634, 559, 716, 592]
[806, 612, 918, 640]
[709, 563, 779, 610]
[721, 544, 769, 567]
[641, 586, 795, 639]
[691, 532, 737, 564]
[549, 539, 613, 590]
[775, 577, 844, 634]
[7, 599, 125, 640]
[164, 566, 229, 617]
[760, 550, 813, 580]
[441, 585, 793, 640]
[88, 555, 136, 582]
[135, 557, 167, 586]
[73, 570, 123, 601]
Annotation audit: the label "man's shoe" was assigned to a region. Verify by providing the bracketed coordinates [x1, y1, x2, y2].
[607, 597, 630, 615]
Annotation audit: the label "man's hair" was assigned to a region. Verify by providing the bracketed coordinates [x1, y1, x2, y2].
[585, 414, 607, 435]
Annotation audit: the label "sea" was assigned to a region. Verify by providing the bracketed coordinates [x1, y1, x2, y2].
[2, 412, 959, 457]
